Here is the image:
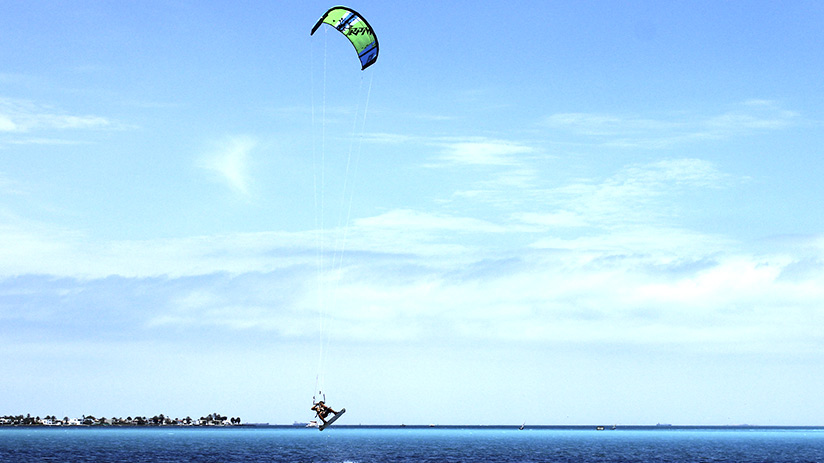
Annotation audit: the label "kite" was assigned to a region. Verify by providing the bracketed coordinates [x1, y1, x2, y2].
[311, 6, 379, 70]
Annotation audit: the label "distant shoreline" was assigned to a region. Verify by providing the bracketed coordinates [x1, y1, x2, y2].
[3, 421, 822, 431]
[1, 414, 241, 427]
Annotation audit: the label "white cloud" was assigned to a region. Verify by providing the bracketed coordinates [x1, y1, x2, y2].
[544, 112, 679, 137]
[513, 210, 589, 229]
[0, 155, 734, 279]
[0, 173, 26, 196]
[529, 225, 736, 260]
[544, 101, 799, 148]
[355, 208, 505, 234]
[343, 209, 510, 259]
[361, 132, 416, 144]
[3, 138, 820, 357]
[0, 114, 17, 131]
[437, 138, 535, 166]
[41, 114, 111, 130]
[524, 158, 733, 230]
[0, 97, 113, 133]
[612, 158, 730, 190]
[0, 217, 317, 279]
[2, 201, 824, 355]
[304, 244, 824, 353]
[198, 135, 257, 196]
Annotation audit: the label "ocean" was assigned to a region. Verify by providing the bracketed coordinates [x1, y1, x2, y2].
[1, 426, 823, 462]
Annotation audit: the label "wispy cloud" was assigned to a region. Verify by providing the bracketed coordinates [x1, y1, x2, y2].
[1, 137, 817, 357]
[0, 172, 25, 196]
[611, 157, 731, 190]
[355, 208, 506, 234]
[3, 198, 823, 355]
[341, 209, 511, 259]
[359, 131, 540, 169]
[0, 219, 318, 279]
[197, 135, 257, 196]
[447, 155, 733, 232]
[361, 132, 416, 145]
[510, 158, 733, 232]
[705, 99, 798, 132]
[544, 100, 799, 148]
[544, 113, 679, 137]
[0, 97, 113, 133]
[436, 138, 535, 166]
[5, 230, 821, 355]
[0, 114, 16, 132]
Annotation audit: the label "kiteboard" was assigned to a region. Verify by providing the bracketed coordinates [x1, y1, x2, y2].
[318, 408, 346, 431]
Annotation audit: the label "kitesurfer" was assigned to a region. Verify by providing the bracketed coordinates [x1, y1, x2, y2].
[311, 400, 339, 425]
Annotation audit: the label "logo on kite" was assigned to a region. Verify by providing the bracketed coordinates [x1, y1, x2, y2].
[311, 6, 379, 70]
[345, 27, 371, 37]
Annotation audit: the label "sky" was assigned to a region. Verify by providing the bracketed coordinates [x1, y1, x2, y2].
[2, 0, 824, 426]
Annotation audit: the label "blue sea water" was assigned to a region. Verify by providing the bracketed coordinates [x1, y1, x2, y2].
[1, 426, 823, 462]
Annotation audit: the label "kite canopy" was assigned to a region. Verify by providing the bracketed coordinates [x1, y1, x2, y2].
[311, 6, 378, 70]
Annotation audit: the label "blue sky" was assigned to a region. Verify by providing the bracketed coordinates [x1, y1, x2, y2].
[2, 1, 824, 425]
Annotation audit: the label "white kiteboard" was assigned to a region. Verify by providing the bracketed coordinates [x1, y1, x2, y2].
[318, 408, 346, 431]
